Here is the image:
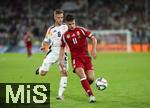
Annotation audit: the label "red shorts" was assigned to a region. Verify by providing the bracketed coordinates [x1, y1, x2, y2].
[72, 55, 94, 72]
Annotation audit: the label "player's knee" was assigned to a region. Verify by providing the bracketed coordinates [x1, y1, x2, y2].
[88, 77, 94, 84]
[40, 71, 47, 76]
[61, 71, 68, 76]
[76, 68, 86, 79]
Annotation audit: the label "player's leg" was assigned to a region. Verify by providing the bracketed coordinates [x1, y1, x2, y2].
[82, 56, 96, 102]
[85, 70, 95, 85]
[75, 67, 95, 103]
[56, 70, 68, 100]
[27, 47, 32, 58]
[84, 70, 96, 103]
[84, 56, 95, 84]
[73, 58, 94, 97]
[26, 46, 30, 57]
[35, 58, 52, 76]
[26, 42, 32, 58]
[36, 50, 57, 76]
[29, 45, 32, 57]
[56, 53, 68, 100]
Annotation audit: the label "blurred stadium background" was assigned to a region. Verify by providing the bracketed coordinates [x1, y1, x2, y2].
[0, 0, 150, 53]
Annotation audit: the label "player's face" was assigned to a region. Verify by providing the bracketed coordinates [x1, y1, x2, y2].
[54, 13, 63, 25]
[67, 20, 76, 30]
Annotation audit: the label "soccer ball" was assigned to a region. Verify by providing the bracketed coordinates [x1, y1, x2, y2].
[95, 77, 108, 91]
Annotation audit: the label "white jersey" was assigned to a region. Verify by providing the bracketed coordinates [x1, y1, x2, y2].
[40, 23, 68, 72]
[44, 23, 68, 49]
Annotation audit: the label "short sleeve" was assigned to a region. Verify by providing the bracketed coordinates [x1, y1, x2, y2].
[80, 27, 93, 38]
[44, 27, 52, 42]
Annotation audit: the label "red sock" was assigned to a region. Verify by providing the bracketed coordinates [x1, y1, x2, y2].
[80, 78, 94, 96]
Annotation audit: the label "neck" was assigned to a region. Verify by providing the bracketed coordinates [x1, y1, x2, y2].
[55, 22, 61, 26]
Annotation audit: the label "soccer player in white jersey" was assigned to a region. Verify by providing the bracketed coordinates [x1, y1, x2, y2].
[35, 9, 68, 100]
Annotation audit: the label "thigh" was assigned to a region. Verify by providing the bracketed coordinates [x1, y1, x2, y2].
[83, 56, 94, 71]
[41, 52, 58, 71]
[40, 57, 51, 72]
[72, 57, 84, 72]
[46, 51, 59, 63]
[75, 67, 86, 79]
[86, 70, 95, 81]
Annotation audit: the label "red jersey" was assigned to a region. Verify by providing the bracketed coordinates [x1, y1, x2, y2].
[61, 26, 93, 58]
[24, 34, 32, 43]
[23, 33, 32, 47]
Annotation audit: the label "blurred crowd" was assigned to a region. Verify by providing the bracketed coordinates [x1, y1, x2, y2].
[0, 0, 150, 48]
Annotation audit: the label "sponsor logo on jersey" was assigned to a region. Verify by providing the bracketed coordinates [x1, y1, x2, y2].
[53, 30, 57, 33]
[72, 33, 75, 37]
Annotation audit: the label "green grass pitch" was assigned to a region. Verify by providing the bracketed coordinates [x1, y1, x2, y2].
[0, 53, 150, 108]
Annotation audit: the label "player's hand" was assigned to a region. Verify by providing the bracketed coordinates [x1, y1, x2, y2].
[39, 46, 45, 51]
[91, 49, 97, 59]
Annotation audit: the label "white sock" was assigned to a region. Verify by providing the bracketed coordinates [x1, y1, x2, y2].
[58, 76, 68, 97]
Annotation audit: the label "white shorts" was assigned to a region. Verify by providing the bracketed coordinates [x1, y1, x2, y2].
[40, 49, 68, 72]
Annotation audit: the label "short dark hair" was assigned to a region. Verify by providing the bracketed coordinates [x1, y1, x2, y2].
[54, 9, 64, 14]
[65, 14, 75, 22]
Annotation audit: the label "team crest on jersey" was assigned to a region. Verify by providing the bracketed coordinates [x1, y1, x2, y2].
[77, 31, 81, 38]
[66, 34, 71, 38]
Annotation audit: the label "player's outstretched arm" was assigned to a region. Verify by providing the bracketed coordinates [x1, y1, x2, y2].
[91, 36, 97, 59]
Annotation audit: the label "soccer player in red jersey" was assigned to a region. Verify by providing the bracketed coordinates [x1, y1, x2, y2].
[59, 14, 97, 103]
[23, 31, 32, 58]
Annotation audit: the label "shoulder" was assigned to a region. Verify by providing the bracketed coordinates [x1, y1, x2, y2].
[77, 26, 88, 31]
[47, 25, 55, 33]
[77, 26, 93, 37]
[78, 26, 91, 34]
[48, 25, 55, 30]
[45, 25, 55, 37]
[75, 26, 87, 35]
[61, 23, 68, 29]
[63, 30, 69, 36]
